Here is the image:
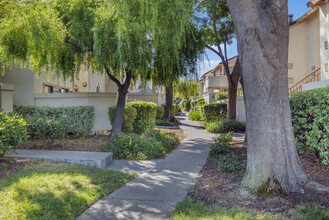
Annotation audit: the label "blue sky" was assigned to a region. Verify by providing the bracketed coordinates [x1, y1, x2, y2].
[198, 0, 310, 77]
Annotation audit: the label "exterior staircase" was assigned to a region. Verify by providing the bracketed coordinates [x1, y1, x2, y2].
[289, 68, 321, 93]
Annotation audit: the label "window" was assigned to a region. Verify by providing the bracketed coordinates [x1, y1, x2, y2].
[288, 63, 293, 69]
[43, 83, 70, 94]
[325, 63, 328, 72]
[325, 41, 328, 50]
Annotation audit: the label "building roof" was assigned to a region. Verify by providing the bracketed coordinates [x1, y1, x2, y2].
[290, 0, 325, 27]
[201, 56, 238, 79]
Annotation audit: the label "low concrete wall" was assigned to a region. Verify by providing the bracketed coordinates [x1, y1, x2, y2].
[302, 79, 329, 91]
[34, 93, 117, 131]
[203, 93, 216, 104]
[127, 93, 165, 106]
[0, 83, 14, 113]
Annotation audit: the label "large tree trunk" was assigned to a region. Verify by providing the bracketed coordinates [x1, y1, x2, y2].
[106, 68, 132, 139]
[163, 84, 175, 121]
[227, 59, 240, 120]
[226, 0, 328, 196]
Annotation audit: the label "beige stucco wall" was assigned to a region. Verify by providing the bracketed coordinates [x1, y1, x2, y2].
[34, 71, 74, 94]
[288, 12, 320, 88]
[320, 2, 329, 80]
[127, 93, 165, 106]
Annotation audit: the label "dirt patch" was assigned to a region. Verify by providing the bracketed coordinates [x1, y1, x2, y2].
[0, 158, 40, 179]
[188, 140, 329, 216]
[18, 129, 185, 152]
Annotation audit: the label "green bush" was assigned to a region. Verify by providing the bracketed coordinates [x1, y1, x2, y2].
[209, 132, 233, 156]
[214, 92, 228, 101]
[14, 105, 94, 138]
[191, 98, 205, 108]
[203, 103, 227, 122]
[155, 120, 174, 126]
[173, 104, 178, 116]
[127, 101, 157, 134]
[189, 110, 203, 121]
[108, 105, 137, 133]
[156, 105, 165, 119]
[290, 87, 329, 164]
[218, 152, 245, 172]
[102, 130, 179, 160]
[177, 104, 182, 112]
[0, 112, 28, 156]
[181, 100, 191, 112]
[205, 119, 245, 133]
[144, 129, 179, 152]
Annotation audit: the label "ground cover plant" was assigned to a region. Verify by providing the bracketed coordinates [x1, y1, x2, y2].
[172, 197, 329, 220]
[102, 130, 180, 160]
[156, 120, 174, 126]
[0, 162, 137, 219]
[290, 87, 329, 164]
[205, 119, 245, 133]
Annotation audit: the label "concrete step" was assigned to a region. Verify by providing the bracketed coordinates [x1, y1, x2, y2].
[5, 150, 113, 168]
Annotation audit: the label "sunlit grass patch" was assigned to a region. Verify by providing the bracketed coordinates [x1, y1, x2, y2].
[0, 162, 137, 219]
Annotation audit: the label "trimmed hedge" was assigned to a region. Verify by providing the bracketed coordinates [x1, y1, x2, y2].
[205, 119, 245, 133]
[127, 101, 157, 134]
[191, 98, 205, 108]
[14, 105, 94, 138]
[290, 87, 329, 164]
[0, 112, 28, 156]
[108, 105, 137, 133]
[203, 103, 227, 122]
[214, 92, 228, 101]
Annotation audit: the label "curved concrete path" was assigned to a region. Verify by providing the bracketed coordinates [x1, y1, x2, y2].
[77, 114, 213, 220]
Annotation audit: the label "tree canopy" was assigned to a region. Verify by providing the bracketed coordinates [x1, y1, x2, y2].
[174, 79, 200, 101]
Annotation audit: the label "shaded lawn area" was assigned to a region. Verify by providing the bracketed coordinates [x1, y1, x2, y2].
[172, 197, 329, 220]
[0, 162, 137, 219]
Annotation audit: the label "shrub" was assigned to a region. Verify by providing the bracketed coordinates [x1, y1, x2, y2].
[0, 112, 28, 156]
[205, 119, 245, 133]
[14, 105, 94, 138]
[189, 110, 203, 121]
[102, 130, 180, 160]
[209, 132, 233, 156]
[177, 104, 182, 112]
[156, 120, 174, 126]
[144, 129, 179, 152]
[173, 104, 178, 116]
[156, 105, 165, 119]
[127, 101, 157, 134]
[108, 105, 137, 133]
[191, 98, 205, 108]
[214, 92, 228, 101]
[290, 87, 329, 164]
[218, 152, 246, 172]
[181, 100, 191, 112]
[203, 103, 227, 122]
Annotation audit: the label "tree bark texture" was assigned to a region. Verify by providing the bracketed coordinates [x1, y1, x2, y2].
[227, 59, 240, 120]
[106, 68, 132, 139]
[226, 0, 328, 196]
[163, 84, 175, 121]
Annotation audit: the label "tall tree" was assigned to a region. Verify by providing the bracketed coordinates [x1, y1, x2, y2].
[0, 0, 194, 137]
[226, 0, 328, 196]
[195, 0, 240, 120]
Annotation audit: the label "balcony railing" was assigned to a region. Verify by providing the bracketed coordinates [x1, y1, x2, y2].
[289, 68, 321, 93]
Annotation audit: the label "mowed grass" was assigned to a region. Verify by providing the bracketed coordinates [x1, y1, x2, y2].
[172, 197, 329, 220]
[0, 162, 137, 220]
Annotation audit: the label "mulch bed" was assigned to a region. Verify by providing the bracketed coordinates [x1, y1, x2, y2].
[188, 140, 329, 216]
[18, 129, 185, 152]
[0, 158, 41, 179]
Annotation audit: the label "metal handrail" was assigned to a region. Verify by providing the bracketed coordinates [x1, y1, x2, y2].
[289, 68, 321, 93]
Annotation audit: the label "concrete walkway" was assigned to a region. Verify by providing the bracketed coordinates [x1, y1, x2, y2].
[77, 114, 213, 220]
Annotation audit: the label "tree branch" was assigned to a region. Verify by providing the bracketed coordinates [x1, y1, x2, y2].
[64, 35, 93, 53]
[193, 0, 207, 11]
[105, 66, 122, 88]
[205, 45, 221, 57]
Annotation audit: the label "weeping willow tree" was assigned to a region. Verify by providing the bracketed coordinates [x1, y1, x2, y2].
[0, 0, 195, 137]
[152, 23, 205, 121]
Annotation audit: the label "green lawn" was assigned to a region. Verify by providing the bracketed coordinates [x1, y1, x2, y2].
[172, 197, 329, 220]
[0, 162, 137, 220]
